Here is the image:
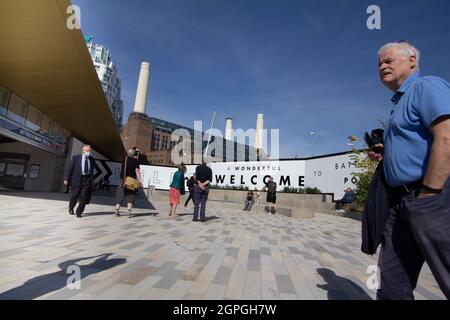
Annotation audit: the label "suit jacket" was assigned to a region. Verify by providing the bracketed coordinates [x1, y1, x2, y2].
[361, 161, 390, 255]
[64, 154, 95, 188]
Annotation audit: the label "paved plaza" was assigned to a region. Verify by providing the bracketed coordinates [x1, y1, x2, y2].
[0, 191, 445, 300]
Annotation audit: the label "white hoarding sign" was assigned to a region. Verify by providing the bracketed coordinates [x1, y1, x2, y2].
[97, 153, 362, 200]
[200, 160, 305, 192]
[305, 153, 360, 199]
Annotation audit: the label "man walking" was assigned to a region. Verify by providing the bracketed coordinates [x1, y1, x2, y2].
[193, 162, 212, 222]
[64, 145, 96, 218]
[370, 41, 450, 299]
[265, 176, 277, 214]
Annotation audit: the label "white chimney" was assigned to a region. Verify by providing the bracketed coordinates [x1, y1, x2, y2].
[133, 62, 151, 114]
[225, 118, 233, 141]
[255, 113, 264, 150]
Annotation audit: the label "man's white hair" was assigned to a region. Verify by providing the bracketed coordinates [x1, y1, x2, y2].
[378, 41, 421, 71]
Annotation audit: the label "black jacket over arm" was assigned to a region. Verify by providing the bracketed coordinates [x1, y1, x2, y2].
[361, 161, 390, 255]
[64, 155, 95, 188]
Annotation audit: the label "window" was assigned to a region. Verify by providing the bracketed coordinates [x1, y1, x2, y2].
[25, 105, 42, 132]
[39, 114, 53, 138]
[51, 122, 62, 143]
[60, 127, 69, 145]
[6, 93, 28, 125]
[0, 84, 10, 116]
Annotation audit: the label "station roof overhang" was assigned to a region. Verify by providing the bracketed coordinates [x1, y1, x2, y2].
[0, 0, 125, 160]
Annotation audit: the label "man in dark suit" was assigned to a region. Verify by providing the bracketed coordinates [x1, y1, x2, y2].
[64, 145, 96, 218]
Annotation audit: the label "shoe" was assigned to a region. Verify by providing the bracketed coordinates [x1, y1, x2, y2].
[192, 219, 198, 222]
[184, 205, 188, 209]
[76, 214, 82, 218]
[69, 208, 74, 215]
[200, 220, 206, 223]
[113, 211, 120, 217]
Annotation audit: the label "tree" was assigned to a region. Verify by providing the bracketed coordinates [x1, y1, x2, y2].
[350, 150, 378, 209]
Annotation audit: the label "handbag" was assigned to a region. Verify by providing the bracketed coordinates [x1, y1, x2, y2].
[123, 156, 140, 191]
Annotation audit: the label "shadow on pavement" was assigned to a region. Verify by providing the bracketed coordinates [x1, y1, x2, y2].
[84, 211, 159, 217]
[204, 215, 220, 222]
[0, 189, 155, 210]
[176, 213, 193, 217]
[316, 267, 373, 300]
[0, 253, 126, 300]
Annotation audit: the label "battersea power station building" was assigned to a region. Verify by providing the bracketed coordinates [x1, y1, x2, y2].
[120, 62, 261, 167]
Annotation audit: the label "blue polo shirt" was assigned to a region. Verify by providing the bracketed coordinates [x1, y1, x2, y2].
[383, 72, 450, 187]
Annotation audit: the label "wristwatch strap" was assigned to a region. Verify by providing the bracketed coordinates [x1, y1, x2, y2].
[421, 184, 443, 194]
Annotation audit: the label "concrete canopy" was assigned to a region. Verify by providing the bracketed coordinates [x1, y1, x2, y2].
[0, 0, 125, 160]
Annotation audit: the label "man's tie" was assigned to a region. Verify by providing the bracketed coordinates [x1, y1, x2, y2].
[84, 157, 89, 175]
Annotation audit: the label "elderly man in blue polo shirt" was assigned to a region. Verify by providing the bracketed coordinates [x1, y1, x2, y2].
[369, 41, 450, 300]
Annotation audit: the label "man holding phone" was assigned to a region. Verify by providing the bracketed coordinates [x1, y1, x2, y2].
[370, 41, 450, 299]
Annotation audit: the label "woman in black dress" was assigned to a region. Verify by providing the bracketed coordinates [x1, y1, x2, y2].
[114, 148, 143, 218]
[184, 173, 196, 208]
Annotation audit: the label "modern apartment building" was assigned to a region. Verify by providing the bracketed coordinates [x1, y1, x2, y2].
[87, 41, 124, 128]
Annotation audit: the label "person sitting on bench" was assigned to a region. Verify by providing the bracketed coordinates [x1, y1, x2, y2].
[243, 191, 256, 211]
[335, 187, 354, 211]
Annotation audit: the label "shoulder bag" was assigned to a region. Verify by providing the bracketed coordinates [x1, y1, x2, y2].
[123, 156, 140, 191]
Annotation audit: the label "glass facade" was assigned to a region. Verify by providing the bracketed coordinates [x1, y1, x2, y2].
[7, 93, 28, 125]
[0, 84, 70, 154]
[0, 84, 10, 116]
[39, 114, 53, 139]
[25, 105, 42, 132]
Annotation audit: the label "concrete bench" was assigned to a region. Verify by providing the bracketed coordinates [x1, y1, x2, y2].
[147, 189, 315, 219]
[207, 200, 315, 219]
[323, 202, 362, 221]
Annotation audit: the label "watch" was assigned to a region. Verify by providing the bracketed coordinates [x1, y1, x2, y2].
[420, 184, 443, 194]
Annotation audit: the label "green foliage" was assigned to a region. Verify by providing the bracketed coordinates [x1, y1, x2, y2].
[350, 150, 378, 208]
[283, 186, 299, 193]
[283, 186, 322, 194]
[304, 187, 322, 194]
[211, 185, 321, 194]
[209, 184, 249, 191]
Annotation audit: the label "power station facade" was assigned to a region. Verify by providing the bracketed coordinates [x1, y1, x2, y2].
[120, 61, 263, 166]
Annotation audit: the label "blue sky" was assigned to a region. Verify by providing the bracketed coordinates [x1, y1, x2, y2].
[73, 0, 450, 158]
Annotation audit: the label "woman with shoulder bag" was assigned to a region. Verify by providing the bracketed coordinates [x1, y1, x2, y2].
[169, 164, 186, 218]
[114, 148, 143, 218]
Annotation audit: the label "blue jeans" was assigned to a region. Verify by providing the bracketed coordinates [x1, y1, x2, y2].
[193, 185, 209, 221]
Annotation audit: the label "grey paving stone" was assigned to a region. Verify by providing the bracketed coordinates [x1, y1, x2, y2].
[249, 250, 260, 259]
[195, 253, 213, 265]
[101, 239, 124, 247]
[152, 261, 180, 276]
[212, 267, 232, 286]
[226, 248, 239, 257]
[143, 243, 164, 252]
[120, 241, 145, 250]
[0, 192, 445, 300]
[247, 258, 261, 272]
[275, 274, 296, 295]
